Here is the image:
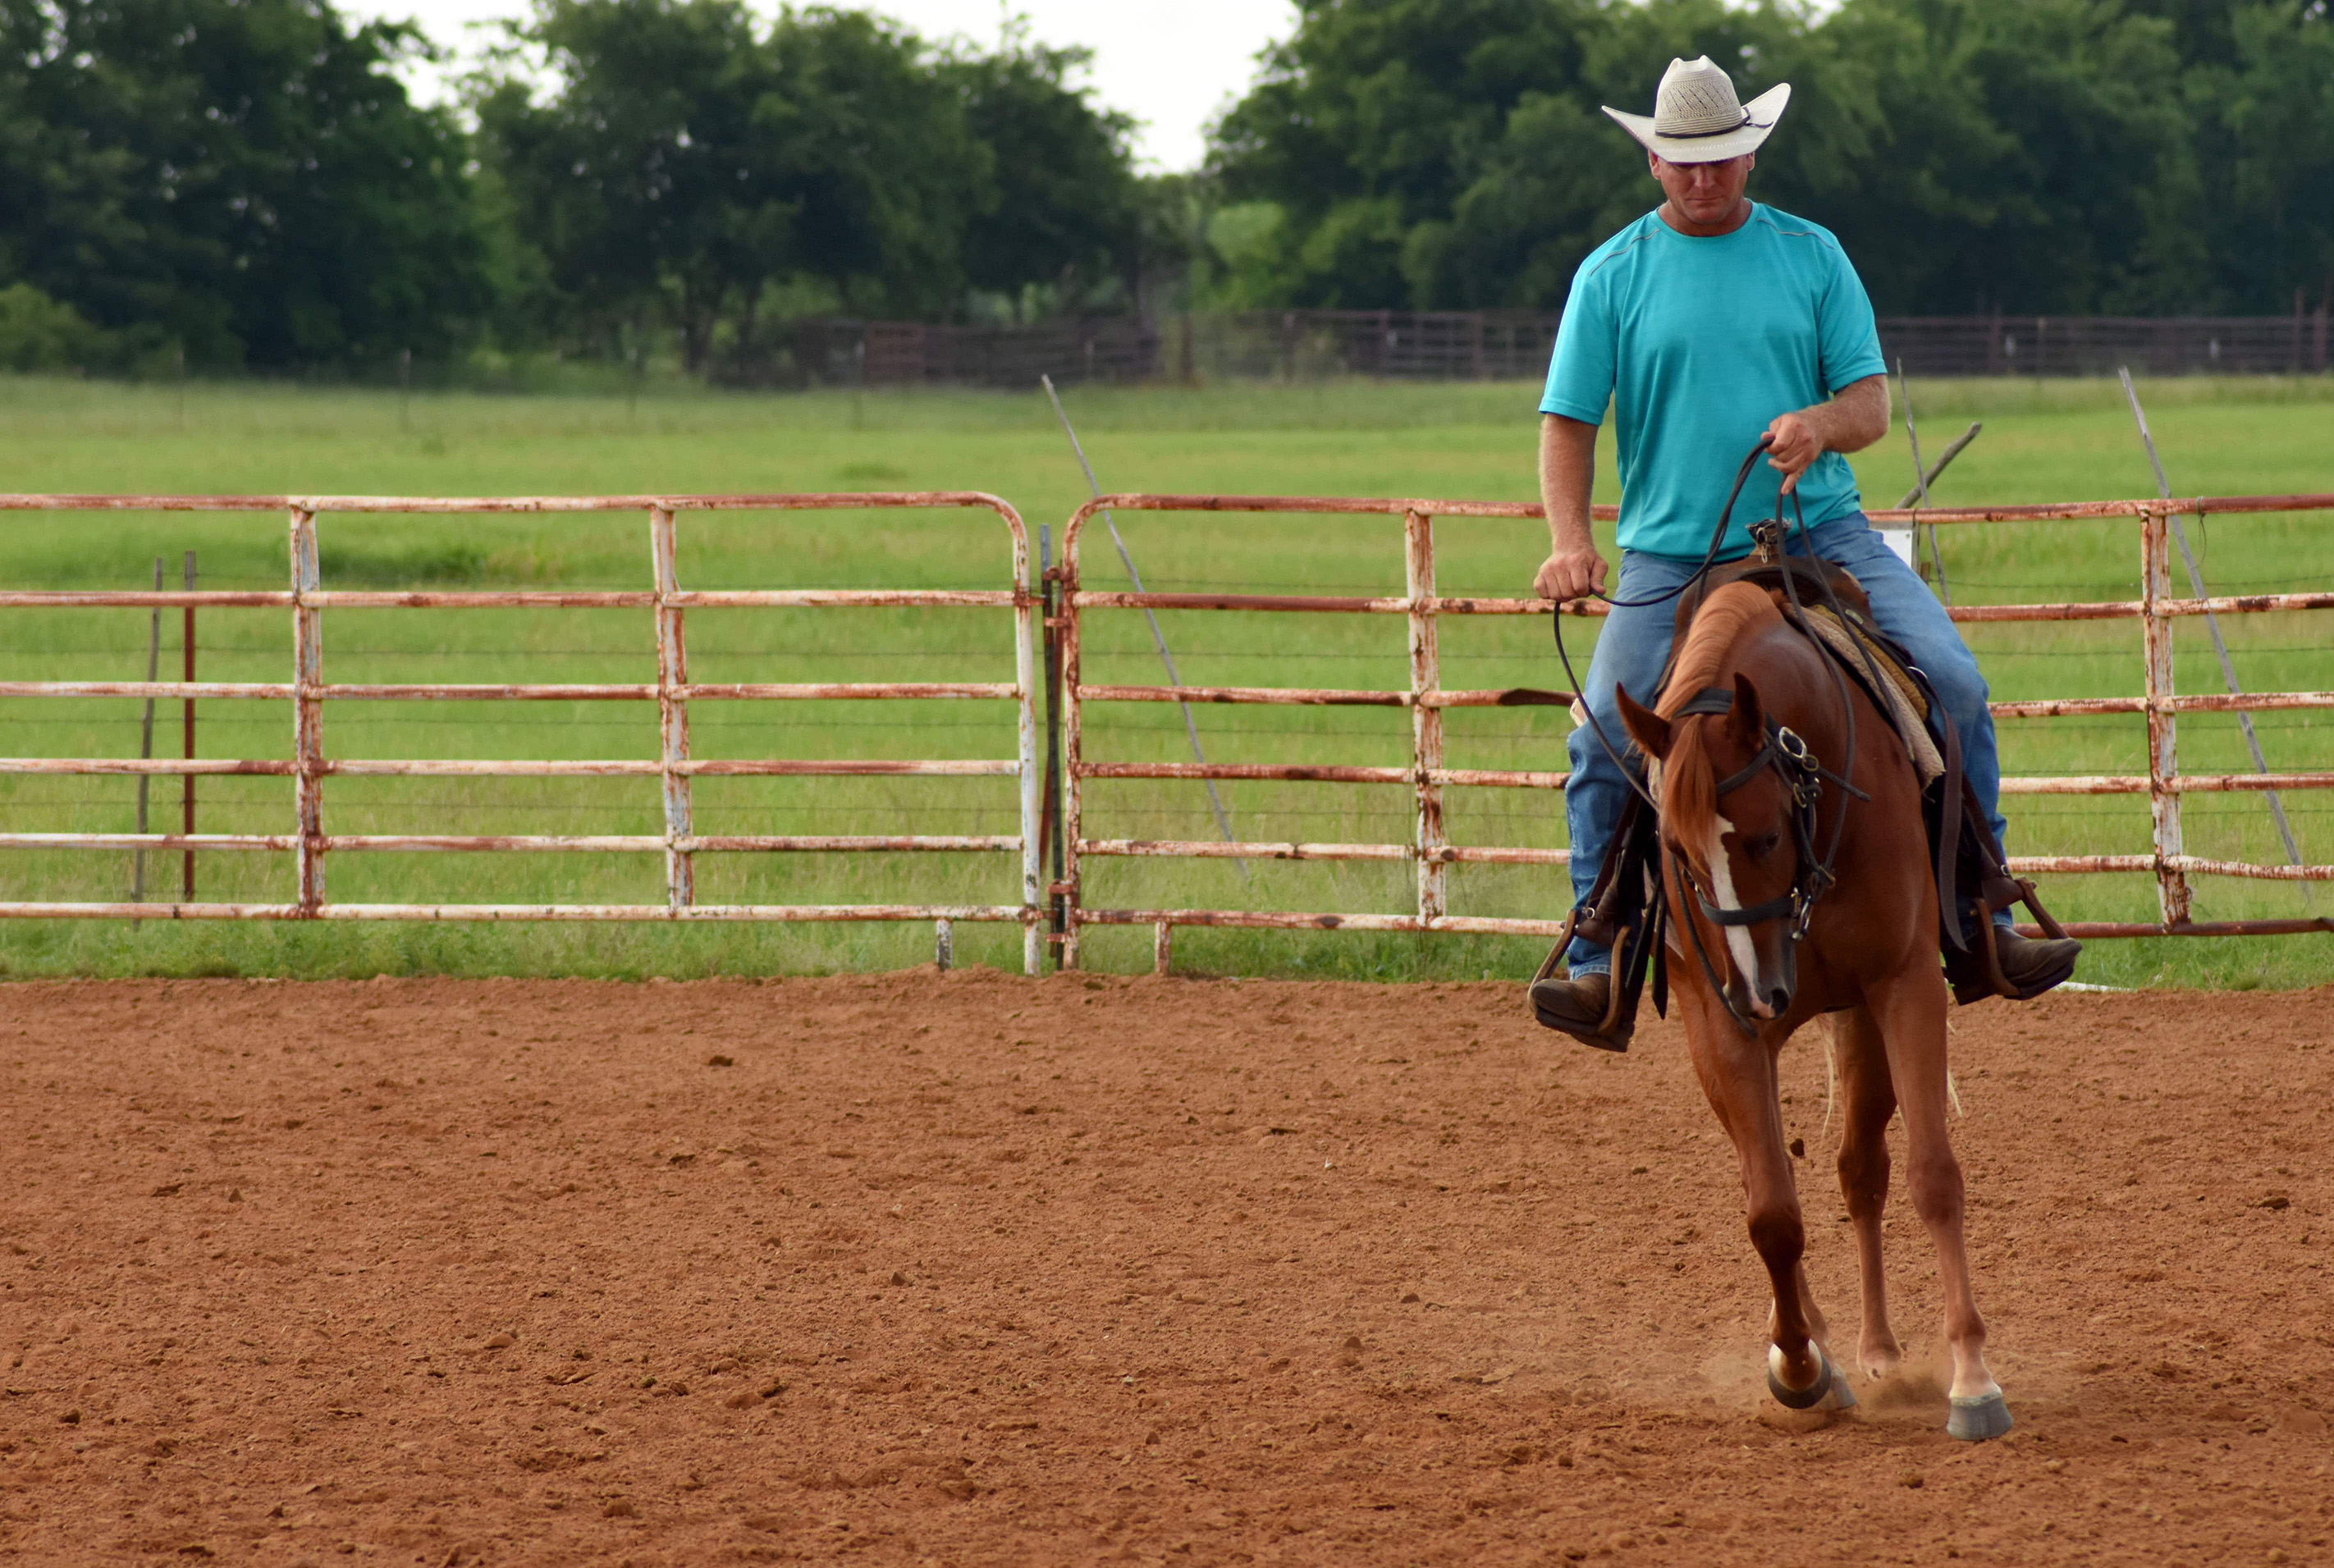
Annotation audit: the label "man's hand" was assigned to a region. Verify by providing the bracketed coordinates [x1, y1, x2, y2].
[1537, 413, 1605, 602]
[1765, 376, 1891, 494]
[1764, 411, 1821, 494]
[1534, 537, 1608, 603]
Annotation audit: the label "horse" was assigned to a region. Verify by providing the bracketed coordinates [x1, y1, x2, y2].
[1613, 578, 2012, 1442]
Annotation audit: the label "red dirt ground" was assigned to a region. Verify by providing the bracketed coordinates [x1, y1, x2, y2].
[2, 974, 2330, 1567]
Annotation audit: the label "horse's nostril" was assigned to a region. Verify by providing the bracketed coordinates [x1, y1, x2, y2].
[1766, 987, 1792, 1015]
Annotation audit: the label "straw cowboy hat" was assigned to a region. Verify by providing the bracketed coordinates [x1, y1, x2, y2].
[1603, 56, 1790, 163]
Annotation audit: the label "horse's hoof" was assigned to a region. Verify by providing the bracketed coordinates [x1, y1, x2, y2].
[1818, 1365, 1858, 1412]
[1767, 1342, 1834, 1411]
[1947, 1392, 2014, 1442]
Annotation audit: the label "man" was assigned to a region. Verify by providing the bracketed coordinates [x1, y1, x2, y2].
[1526, 56, 2080, 1044]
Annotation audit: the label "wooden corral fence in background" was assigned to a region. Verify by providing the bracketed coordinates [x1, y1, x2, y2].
[1054, 491, 2334, 971]
[0, 492, 1048, 974]
[780, 310, 2334, 389]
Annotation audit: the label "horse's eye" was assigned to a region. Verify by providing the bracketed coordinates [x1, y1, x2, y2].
[1746, 831, 1782, 859]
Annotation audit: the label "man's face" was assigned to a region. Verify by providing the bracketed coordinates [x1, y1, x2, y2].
[1650, 152, 1754, 226]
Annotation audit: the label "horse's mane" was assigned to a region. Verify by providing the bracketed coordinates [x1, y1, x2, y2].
[1654, 582, 1785, 867]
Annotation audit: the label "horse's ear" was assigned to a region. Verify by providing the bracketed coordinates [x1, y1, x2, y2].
[1728, 671, 1765, 751]
[1616, 685, 1672, 760]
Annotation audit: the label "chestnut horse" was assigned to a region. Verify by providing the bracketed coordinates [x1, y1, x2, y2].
[1614, 579, 2011, 1441]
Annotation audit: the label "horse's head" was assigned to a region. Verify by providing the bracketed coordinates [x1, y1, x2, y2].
[1619, 670, 1801, 1022]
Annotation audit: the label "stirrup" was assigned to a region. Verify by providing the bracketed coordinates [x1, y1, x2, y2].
[1953, 882, 2078, 1005]
[1529, 914, 1635, 1051]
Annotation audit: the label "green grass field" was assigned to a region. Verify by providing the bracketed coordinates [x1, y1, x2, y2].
[0, 373, 2327, 988]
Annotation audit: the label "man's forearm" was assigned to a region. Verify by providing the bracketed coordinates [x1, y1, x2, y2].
[1540, 414, 1599, 548]
[1794, 373, 1890, 456]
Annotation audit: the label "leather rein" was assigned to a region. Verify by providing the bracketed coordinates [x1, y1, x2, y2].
[1657, 509, 1886, 1036]
[1550, 433, 1909, 1035]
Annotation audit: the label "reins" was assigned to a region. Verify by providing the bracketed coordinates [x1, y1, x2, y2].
[1549, 432, 1901, 1033]
[1549, 436, 1774, 811]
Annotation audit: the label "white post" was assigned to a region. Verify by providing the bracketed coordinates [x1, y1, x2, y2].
[2141, 505, 2190, 926]
[1404, 510, 1446, 925]
[651, 506, 693, 910]
[290, 508, 324, 914]
[1011, 511, 1042, 976]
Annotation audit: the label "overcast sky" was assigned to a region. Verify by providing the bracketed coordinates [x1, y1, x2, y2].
[349, 0, 1299, 172]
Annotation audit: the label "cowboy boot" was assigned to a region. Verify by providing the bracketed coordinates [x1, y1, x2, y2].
[1953, 924, 2082, 1007]
[1528, 971, 1629, 1052]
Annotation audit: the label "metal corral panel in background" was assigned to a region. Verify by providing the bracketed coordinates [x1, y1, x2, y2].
[0, 492, 1047, 974]
[2, 487, 2329, 973]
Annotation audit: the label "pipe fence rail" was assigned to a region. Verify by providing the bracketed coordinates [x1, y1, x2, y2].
[1056, 491, 2334, 971]
[4, 487, 2330, 975]
[0, 491, 1046, 974]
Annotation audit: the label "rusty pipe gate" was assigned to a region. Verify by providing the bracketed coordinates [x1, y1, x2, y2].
[2, 487, 2329, 976]
[1056, 491, 2334, 970]
[0, 492, 1047, 975]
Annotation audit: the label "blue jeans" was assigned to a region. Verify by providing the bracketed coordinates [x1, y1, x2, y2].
[1563, 512, 2008, 975]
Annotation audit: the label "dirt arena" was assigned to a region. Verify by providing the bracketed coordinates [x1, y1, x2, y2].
[2, 972, 2329, 1566]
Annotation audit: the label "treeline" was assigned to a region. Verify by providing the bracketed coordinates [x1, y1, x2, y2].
[1, 0, 2329, 379]
[1209, 0, 2334, 318]
[0, 0, 1165, 375]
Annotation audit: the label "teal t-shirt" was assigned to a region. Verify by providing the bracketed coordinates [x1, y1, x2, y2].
[1540, 203, 1888, 560]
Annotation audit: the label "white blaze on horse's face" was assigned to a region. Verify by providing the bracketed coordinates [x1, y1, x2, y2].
[1707, 813, 1778, 1018]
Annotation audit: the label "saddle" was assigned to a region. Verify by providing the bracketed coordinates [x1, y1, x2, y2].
[1533, 554, 2071, 1050]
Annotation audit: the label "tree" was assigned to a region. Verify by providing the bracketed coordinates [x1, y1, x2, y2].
[945, 33, 1142, 317]
[474, 0, 798, 371]
[1201, 0, 2259, 316]
[766, 7, 990, 319]
[2185, 1, 2334, 312]
[0, 0, 489, 368]
[1210, 0, 1606, 307]
[476, 1, 991, 363]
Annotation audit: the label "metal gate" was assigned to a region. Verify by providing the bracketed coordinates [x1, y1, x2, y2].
[6, 486, 2328, 976]
[1055, 491, 2334, 970]
[0, 491, 1046, 973]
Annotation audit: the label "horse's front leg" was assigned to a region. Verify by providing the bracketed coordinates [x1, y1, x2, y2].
[1684, 1002, 1848, 1412]
[1832, 1007, 1904, 1380]
[1865, 967, 2011, 1440]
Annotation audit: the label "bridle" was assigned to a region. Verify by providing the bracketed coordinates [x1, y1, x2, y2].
[1659, 679, 1872, 1034]
[1664, 685, 1861, 944]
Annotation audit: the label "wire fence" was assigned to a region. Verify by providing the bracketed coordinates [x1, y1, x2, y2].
[776, 311, 2334, 388]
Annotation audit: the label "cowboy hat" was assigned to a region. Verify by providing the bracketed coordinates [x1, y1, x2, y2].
[1603, 56, 1790, 164]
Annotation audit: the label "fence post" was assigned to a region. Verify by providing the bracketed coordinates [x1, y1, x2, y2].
[1405, 509, 1447, 925]
[1013, 507, 1042, 976]
[2141, 504, 2190, 927]
[290, 511, 324, 914]
[650, 505, 694, 910]
[1059, 516, 1085, 971]
[133, 555, 162, 907]
[1038, 525, 1067, 968]
[182, 550, 198, 900]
